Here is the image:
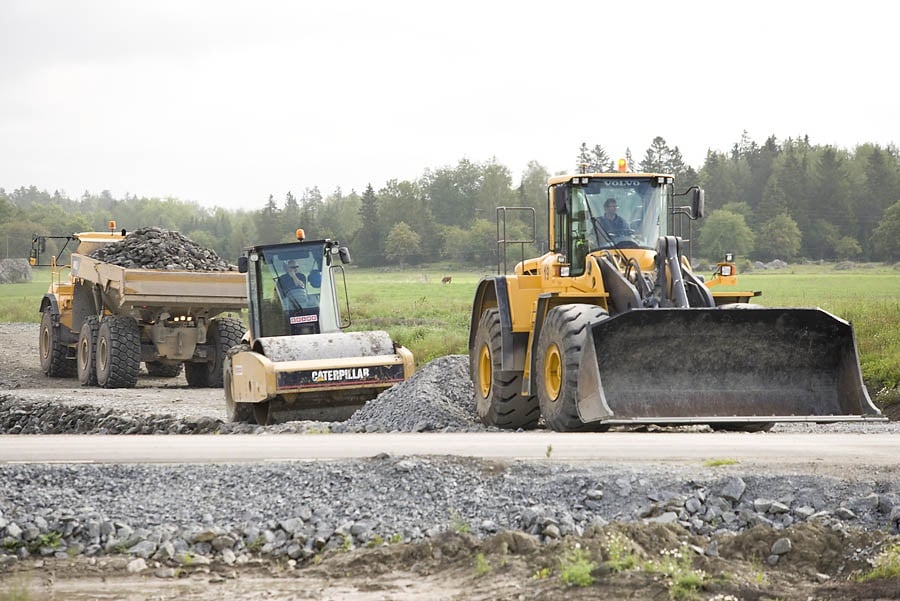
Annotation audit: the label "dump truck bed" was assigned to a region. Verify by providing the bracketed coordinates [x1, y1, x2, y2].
[70, 253, 247, 313]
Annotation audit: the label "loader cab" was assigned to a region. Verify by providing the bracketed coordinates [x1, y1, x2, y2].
[239, 240, 349, 341]
[550, 174, 673, 276]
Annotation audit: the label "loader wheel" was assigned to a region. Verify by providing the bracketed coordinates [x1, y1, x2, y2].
[95, 315, 141, 389]
[77, 316, 100, 386]
[471, 309, 539, 430]
[39, 307, 76, 377]
[535, 304, 609, 432]
[185, 316, 246, 388]
[224, 343, 255, 423]
[145, 360, 183, 378]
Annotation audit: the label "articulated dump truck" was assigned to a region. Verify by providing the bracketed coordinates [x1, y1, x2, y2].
[33, 226, 247, 388]
[469, 167, 885, 432]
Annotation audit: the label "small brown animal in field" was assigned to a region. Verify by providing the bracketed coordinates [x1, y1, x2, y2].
[441, 275, 452, 285]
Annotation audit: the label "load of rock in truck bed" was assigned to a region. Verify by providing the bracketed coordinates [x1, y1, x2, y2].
[88, 227, 236, 271]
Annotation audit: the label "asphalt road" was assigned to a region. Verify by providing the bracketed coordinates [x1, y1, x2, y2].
[2, 432, 899, 470]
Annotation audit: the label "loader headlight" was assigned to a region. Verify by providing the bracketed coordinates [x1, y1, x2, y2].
[720, 265, 733, 276]
[724, 252, 734, 262]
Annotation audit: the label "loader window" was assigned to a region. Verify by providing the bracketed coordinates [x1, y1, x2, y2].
[581, 179, 668, 251]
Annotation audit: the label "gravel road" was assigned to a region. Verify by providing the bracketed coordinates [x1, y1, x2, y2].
[2, 322, 899, 600]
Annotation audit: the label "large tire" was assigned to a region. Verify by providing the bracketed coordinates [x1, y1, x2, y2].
[95, 315, 141, 389]
[185, 317, 246, 388]
[77, 315, 100, 386]
[145, 360, 184, 378]
[39, 307, 76, 377]
[224, 343, 255, 423]
[535, 304, 609, 432]
[471, 308, 539, 430]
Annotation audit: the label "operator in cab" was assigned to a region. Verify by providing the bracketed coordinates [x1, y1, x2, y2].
[597, 198, 628, 235]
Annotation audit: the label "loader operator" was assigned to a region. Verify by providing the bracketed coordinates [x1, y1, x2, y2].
[597, 198, 628, 235]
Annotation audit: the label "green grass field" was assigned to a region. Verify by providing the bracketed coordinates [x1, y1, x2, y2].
[4, 264, 899, 394]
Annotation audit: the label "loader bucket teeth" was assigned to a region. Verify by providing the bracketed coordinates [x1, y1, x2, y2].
[578, 307, 884, 426]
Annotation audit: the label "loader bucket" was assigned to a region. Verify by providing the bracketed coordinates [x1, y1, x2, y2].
[576, 307, 885, 426]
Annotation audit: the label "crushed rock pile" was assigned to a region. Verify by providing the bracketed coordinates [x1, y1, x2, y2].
[89, 227, 235, 271]
[335, 355, 482, 433]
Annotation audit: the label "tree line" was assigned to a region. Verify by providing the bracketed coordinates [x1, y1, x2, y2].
[2, 132, 899, 268]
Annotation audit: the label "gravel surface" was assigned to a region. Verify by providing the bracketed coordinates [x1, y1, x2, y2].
[2, 322, 899, 600]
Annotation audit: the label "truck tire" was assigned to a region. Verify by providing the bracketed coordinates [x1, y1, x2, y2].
[185, 317, 246, 388]
[471, 308, 539, 430]
[39, 307, 76, 377]
[77, 316, 100, 386]
[535, 304, 609, 432]
[95, 315, 141, 388]
[223, 343, 255, 423]
[145, 361, 184, 378]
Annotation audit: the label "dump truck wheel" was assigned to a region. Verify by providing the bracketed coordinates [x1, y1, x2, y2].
[95, 315, 141, 389]
[535, 304, 609, 432]
[39, 307, 75, 377]
[471, 308, 540, 430]
[77, 316, 100, 386]
[185, 317, 246, 388]
[224, 343, 255, 423]
[145, 360, 183, 378]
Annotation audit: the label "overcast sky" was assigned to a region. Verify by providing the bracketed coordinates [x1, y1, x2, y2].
[2, 1, 896, 211]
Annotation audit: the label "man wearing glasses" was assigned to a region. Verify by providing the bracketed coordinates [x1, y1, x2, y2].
[598, 197, 628, 235]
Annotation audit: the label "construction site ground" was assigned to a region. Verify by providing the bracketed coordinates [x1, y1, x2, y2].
[1, 322, 899, 600]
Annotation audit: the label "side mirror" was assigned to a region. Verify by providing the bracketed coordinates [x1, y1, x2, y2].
[237, 256, 248, 273]
[338, 247, 351, 264]
[692, 188, 705, 219]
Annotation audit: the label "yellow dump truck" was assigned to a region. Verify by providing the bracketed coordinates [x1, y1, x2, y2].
[33, 227, 247, 388]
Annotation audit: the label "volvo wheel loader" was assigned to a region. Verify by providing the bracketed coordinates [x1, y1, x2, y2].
[469, 166, 884, 432]
[224, 231, 415, 425]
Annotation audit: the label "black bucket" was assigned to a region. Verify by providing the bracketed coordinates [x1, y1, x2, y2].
[577, 307, 884, 424]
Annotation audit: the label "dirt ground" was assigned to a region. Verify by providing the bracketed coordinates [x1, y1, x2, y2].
[2, 322, 900, 600]
[3, 525, 899, 601]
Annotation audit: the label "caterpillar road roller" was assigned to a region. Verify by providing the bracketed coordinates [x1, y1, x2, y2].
[224, 231, 415, 425]
[469, 165, 885, 432]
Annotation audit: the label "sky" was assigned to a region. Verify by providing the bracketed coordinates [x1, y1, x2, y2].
[1, 0, 897, 212]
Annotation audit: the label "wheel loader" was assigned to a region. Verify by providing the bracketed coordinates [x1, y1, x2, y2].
[224, 231, 415, 425]
[469, 166, 885, 432]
